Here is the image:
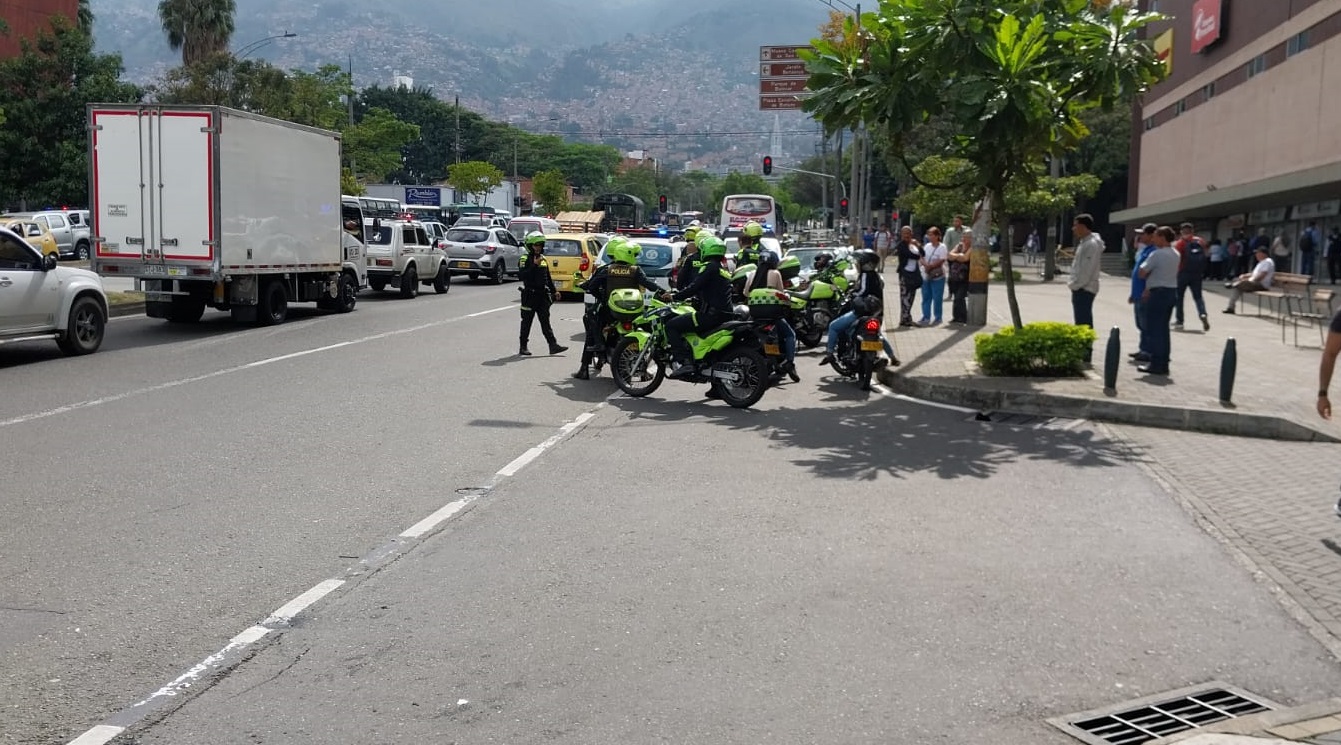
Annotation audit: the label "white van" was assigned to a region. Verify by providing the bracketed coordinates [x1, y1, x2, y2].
[507, 216, 561, 243]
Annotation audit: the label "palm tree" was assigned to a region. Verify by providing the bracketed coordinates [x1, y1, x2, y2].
[157, 0, 237, 67]
[77, 0, 94, 34]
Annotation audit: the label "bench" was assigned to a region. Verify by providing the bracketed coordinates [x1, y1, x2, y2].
[1233, 272, 1311, 317]
[1283, 287, 1338, 346]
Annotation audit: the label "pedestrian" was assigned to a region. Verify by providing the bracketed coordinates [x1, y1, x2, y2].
[894, 225, 922, 326]
[1025, 229, 1040, 265]
[1222, 244, 1275, 314]
[918, 226, 948, 325]
[1128, 223, 1158, 363]
[947, 228, 972, 324]
[1136, 226, 1180, 376]
[943, 215, 965, 258]
[1173, 222, 1210, 331]
[1248, 227, 1271, 276]
[862, 225, 875, 251]
[1271, 230, 1291, 273]
[1300, 221, 1319, 277]
[1208, 237, 1227, 281]
[516, 231, 568, 357]
[1068, 213, 1104, 362]
[1328, 227, 1341, 285]
[874, 224, 893, 272]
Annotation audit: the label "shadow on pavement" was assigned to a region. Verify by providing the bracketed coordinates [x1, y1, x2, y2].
[609, 391, 1130, 482]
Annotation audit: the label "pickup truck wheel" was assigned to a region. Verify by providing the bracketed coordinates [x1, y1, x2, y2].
[75, 241, 91, 261]
[336, 272, 359, 313]
[369, 278, 387, 292]
[257, 279, 288, 326]
[433, 263, 451, 294]
[399, 265, 419, 299]
[491, 260, 506, 285]
[56, 296, 105, 355]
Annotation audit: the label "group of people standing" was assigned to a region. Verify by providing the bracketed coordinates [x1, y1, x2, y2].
[867, 216, 975, 327]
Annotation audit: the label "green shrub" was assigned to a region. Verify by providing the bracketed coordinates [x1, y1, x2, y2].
[973, 322, 1097, 376]
[991, 270, 1022, 281]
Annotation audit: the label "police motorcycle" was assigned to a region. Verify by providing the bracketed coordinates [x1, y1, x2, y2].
[610, 297, 771, 409]
[787, 254, 852, 349]
[827, 292, 886, 392]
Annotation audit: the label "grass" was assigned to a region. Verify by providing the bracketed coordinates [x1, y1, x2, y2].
[105, 290, 144, 306]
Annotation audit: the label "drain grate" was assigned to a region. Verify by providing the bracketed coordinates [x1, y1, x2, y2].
[1050, 683, 1276, 745]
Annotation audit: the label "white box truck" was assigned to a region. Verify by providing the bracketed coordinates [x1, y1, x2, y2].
[87, 104, 368, 324]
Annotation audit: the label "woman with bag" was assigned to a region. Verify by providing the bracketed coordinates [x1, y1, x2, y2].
[919, 226, 949, 325]
[947, 229, 972, 324]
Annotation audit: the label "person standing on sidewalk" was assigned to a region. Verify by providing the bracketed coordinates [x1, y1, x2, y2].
[1128, 223, 1158, 363]
[1068, 214, 1104, 362]
[918, 226, 948, 325]
[1173, 222, 1210, 331]
[943, 216, 964, 260]
[1299, 221, 1319, 278]
[874, 224, 893, 272]
[947, 229, 972, 324]
[1137, 225, 1180, 376]
[1327, 227, 1341, 285]
[894, 226, 922, 326]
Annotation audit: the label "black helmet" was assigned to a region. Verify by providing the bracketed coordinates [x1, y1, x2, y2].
[813, 252, 833, 270]
[759, 250, 780, 270]
[853, 249, 879, 270]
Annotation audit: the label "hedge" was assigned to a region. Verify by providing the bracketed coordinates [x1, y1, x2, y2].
[973, 322, 1097, 376]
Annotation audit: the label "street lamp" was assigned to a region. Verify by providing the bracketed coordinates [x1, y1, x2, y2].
[235, 31, 298, 60]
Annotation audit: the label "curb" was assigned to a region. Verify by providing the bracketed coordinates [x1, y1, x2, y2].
[109, 302, 145, 318]
[878, 368, 1339, 443]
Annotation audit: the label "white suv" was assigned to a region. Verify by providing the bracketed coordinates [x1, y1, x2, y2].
[364, 219, 450, 298]
[0, 225, 107, 355]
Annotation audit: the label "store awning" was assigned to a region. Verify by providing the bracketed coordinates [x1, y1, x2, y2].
[1112, 160, 1341, 226]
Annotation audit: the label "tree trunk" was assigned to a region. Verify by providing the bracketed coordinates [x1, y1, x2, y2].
[995, 190, 1023, 329]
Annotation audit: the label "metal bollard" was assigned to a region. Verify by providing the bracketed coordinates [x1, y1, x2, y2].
[1103, 326, 1120, 392]
[1219, 337, 1237, 403]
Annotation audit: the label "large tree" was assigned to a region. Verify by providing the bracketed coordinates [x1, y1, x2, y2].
[803, 0, 1164, 328]
[158, 0, 237, 66]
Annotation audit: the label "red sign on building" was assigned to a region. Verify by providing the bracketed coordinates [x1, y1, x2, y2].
[1190, 0, 1223, 54]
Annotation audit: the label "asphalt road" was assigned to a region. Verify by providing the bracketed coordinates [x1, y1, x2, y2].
[3, 278, 1341, 744]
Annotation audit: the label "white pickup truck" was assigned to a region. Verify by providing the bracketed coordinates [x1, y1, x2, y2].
[0, 225, 107, 355]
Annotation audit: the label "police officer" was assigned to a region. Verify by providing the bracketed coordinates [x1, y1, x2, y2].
[675, 226, 701, 290]
[573, 236, 664, 380]
[736, 220, 769, 268]
[666, 235, 733, 379]
[517, 231, 568, 357]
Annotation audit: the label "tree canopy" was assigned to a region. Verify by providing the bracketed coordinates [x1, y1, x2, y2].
[447, 161, 505, 205]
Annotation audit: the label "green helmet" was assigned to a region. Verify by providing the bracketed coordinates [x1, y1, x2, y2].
[524, 231, 546, 246]
[698, 236, 727, 259]
[608, 288, 644, 318]
[742, 221, 764, 238]
[695, 230, 716, 249]
[606, 237, 639, 266]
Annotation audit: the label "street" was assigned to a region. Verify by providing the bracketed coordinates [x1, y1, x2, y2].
[4, 282, 1341, 745]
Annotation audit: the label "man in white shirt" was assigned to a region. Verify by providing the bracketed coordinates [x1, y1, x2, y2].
[1068, 214, 1104, 361]
[1222, 245, 1275, 314]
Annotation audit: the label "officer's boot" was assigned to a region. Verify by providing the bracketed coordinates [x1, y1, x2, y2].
[519, 339, 531, 356]
[549, 341, 568, 355]
[572, 351, 591, 380]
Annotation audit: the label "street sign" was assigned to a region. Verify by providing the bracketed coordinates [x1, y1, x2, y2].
[761, 78, 808, 94]
[759, 45, 810, 62]
[760, 95, 805, 111]
[760, 62, 807, 78]
[404, 187, 442, 206]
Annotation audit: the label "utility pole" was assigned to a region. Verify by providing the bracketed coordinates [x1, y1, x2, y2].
[346, 55, 356, 180]
[454, 95, 461, 166]
[819, 131, 829, 230]
[834, 129, 844, 233]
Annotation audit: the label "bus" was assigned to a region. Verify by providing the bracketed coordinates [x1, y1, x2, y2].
[719, 194, 780, 237]
[592, 193, 645, 232]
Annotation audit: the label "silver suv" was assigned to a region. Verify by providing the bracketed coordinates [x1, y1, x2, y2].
[2, 210, 92, 260]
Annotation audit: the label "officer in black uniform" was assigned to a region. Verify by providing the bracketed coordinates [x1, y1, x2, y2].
[676, 226, 702, 290]
[666, 235, 733, 379]
[517, 231, 568, 357]
[573, 237, 664, 380]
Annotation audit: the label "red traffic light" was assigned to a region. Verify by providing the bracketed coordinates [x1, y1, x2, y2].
[762, 156, 773, 176]
[658, 194, 667, 212]
[839, 198, 849, 217]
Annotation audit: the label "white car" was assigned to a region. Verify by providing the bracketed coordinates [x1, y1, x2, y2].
[595, 238, 681, 291]
[0, 225, 107, 355]
[364, 219, 451, 298]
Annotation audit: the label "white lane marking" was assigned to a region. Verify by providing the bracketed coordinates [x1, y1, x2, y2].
[67, 725, 124, 745]
[263, 579, 344, 625]
[400, 497, 474, 539]
[1, 305, 514, 430]
[870, 383, 979, 414]
[496, 411, 595, 477]
[230, 625, 271, 646]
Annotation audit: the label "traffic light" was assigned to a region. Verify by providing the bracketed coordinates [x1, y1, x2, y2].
[658, 194, 667, 213]
[762, 156, 773, 176]
[839, 198, 849, 217]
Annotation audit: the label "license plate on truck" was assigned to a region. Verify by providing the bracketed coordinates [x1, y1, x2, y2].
[860, 340, 883, 351]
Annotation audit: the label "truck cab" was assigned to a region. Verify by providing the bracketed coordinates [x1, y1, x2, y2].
[363, 218, 450, 298]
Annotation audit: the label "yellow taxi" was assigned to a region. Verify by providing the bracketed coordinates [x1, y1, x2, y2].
[2, 219, 58, 258]
[540, 232, 605, 298]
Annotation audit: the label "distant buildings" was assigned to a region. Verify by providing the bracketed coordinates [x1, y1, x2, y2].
[0, 0, 77, 59]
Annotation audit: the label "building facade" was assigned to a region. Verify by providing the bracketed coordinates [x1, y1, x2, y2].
[0, 0, 78, 59]
[1114, 0, 1341, 274]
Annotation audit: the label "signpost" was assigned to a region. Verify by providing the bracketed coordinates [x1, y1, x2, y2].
[759, 45, 812, 111]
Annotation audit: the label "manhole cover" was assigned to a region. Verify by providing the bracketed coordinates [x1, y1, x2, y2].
[1049, 682, 1277, 745]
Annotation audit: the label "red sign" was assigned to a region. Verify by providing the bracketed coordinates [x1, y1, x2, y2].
[760, 78, 808, 94]
[760, 62, 807, 79]
[759, 45, 811, 62]
[1190, 0, 1223, 54]
[759, 95, 804, 111]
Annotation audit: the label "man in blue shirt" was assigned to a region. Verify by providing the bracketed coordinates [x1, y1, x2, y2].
[1128, 223, 1158, 363]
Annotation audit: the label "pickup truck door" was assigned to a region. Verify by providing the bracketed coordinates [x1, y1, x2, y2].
[0, 234, 56, 334]
[40, 214, 73, 254]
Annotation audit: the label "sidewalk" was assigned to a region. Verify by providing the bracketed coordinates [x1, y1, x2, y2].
[877, 255, 1341, 442]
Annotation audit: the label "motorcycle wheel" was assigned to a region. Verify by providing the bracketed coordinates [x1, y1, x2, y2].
[858, 353, 874, 391]
[798, 320, 824, 349]
[612, 336, 664, 397]
[830, 340, 857, 376]
[712, 345, 770, 409]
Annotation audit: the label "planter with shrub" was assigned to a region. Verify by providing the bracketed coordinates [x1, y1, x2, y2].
[973, 322, 1096, 376]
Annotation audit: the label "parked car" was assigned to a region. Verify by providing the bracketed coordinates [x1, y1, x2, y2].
[443, 225, 522, 283]
[1, 219, 59, 258]
[2, 210, 91, 260]
[364, 219, 451, 298]
[0, 224, 107, 355]
[595, 237, 681, 292]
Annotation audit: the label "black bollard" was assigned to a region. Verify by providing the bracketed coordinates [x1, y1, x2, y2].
[1103, 326, 1120, 392]
[1220, 337, 1237, 403]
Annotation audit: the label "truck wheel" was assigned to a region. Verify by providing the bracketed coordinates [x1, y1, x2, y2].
[165, 297, 206, 323]
[399, 265, 419, 299]
[56, 296, 105, 355]
[491, 260, 506, 285]
[370, 278, 387, 292]
[433, 263, 451, 294]
[257, 279, 288, 326]
[336, 272, 359, 312]
[75, 241, 91, 261]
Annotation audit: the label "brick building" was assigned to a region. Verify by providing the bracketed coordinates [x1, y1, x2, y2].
[0, 0, 78, 59]
[1114, 0, 1341, 273]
